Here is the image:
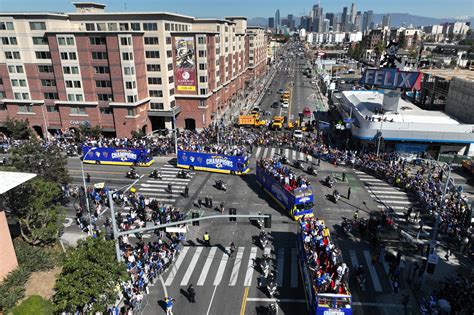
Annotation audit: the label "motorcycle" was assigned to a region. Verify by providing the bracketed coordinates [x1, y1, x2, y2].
[126, 170, 139, 179]
[256, 213, 264, 229]
[325, 176, 334, 188]
[294, 160, 304, 170]
[333, 190, 340, 203]
[149, 169, 162, 180]
[342, 218, 352, 236]
[259, 231, 268, 248]
[280, 155, 288, 164]
[307, 166, 317, 176]
[215, 180, 227, 191]
[260, 254, 270, 277]
[177, 170, 190, 179]
[266, 273, 277, 297]
[267, 303, 277, 315]
[187, 285, 196, 303]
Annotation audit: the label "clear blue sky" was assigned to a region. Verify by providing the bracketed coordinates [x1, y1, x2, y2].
[0, 0, 472, 19]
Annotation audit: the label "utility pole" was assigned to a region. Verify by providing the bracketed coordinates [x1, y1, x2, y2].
[172, 114, 178, 155]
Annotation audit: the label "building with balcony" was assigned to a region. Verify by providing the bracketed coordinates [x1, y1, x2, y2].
[0, 2, 268, 137]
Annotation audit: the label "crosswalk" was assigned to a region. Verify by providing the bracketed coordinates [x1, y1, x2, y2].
[162, 245, 395, 293]
[254, 146, 313, 163]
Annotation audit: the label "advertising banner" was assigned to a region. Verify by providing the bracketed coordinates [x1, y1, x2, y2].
[82, 146, 154, 166]
[359, 68, 421, 90]
[177, 150, 248, 173]
[174, 37, 196, 92]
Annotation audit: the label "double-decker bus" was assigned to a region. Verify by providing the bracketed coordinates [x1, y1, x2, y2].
[297, 217, 352, 315]
[82, 146, 154, 166]
[256, 159, 314, 220]
[177, 150, 249, 175]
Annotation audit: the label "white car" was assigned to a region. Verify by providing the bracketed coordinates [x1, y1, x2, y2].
[293, 130, 303, 139]
[281, 101, 289, 108]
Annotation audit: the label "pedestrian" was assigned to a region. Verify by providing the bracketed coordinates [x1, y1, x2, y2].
[184, 185, 189, 198]
[318, 158, 321, 167]
[205, 196, 209, 208]
[347, 186, 351, 200]
[86, 173, 91, 183]
[342, 171, 346, 182]
[197, 197, 202, 209]
[209, 196, 213, 208]
[219, 202, 225, 214]
[203, 231, 210, 247]
[165, 296, 175, 315]
[229, 242, 236, 258]
[444, 248, 451, 261]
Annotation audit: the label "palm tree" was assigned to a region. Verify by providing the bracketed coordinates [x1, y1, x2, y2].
[374, 41, 385, 66]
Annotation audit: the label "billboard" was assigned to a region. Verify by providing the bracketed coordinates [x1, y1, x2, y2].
[174, 37, 196, 92]
[82, 146, 154, 166]
[359, 68, 421, 90]
[177, 150, 249, 174]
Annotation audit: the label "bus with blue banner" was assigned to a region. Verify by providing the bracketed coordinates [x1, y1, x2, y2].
[255, 160, 314, 220]
[298, 217, 352, 315]
[177, 150, 249, 175]
[82, 146, 154, 166]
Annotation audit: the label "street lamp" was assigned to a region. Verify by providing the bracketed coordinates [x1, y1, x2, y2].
[376, 110, 385, 157]
[81, 147, 96, 235]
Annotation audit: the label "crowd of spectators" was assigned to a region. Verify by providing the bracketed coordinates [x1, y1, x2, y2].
[257, 158, 310, 191]
[300, 217, 350, 297]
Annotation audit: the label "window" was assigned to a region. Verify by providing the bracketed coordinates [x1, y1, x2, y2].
[68, 52, 77, 60]
[0, 22, 14, 30]
[0, 102, 6, 109]
[32, 36, 48, 45]
[38, 65, 53, 73]
[119, 23, 129, 31]
[127, 95, 137, 103]
[199, 63, 207, 70]
[44, 92, 59, 100]
[198, 50, 206, 57]
[65, 80, 81, 88]
[166, 50, 172, 58]
[144, 37, 159, 45]
[198, 37, 206, 44]
[90, 37, 106, 45]
[108, 23, 118, 31]
[145, 51, 159, 58]
[63, 66, 79, 74]
[35, 51, 51, 59]
[97, 93, 113, 101]
[76, 94, 84, 101]
[5, 51, 20, 59]
[85, 23, 95, 31]
[41, 79, 56, 87]
[200, 88, 208, 95]
[60, 52, 68, 60]
[149, 90, 163, 97]
[170, 100, 176, 108]
[2, 37, 17, 45]
[100, 107, 113, 114]
[29, 22, 46, 30]
[148, 77, 162, 85]
[199, 76, 207, 83]
[167, 63, 173, 71]
[19, 104, 33, 112]
[0, 78, 3, 85]
[21, 93, 29, 99]
[217, 25, 220, 32]
[166, 37, 171, 45]
[165, 23, 170, 31]
[127, 108, 136, 116]
[14, 93, 21, 100]
[94, 66, 109, 74]
[122, 52, 133, 60]
[57, 37, 66, 45]
[124, 66, 135, 75]
[47, 105, 59, 112]
[147, 64, 160, 72]
[92, 52, 108, 59]
[120, 37, 132, 46]
[150, 102, 164, 110]
[96, 23, 106, 31]
[169, 88, 174, 96]
[7, 65, 23, 73]
[11, 79, 18, 87]
[168, 76, 174, 84]
[96, 80, 112, 88]
[70, 106, 86, 114]
[199, 100, 206, 108]
[131, 23, 140, 31]
[125, 81, 136, 89]
[142, 23, 158, 31]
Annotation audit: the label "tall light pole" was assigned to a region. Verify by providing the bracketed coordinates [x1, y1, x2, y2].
[38, 103, 50, 141]
[172, 114, 178, 155]
[81, 147, 96, 235]
[376, 111, 384, 156]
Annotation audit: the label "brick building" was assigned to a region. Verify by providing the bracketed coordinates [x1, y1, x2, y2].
[0, 2, 268, 137]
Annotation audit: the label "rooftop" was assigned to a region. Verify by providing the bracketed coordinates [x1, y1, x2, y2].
[0, 171, 36, 195]
[421, 69, 474, 81]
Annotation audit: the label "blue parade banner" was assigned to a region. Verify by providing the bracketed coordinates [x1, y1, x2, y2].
[177, 150, 249, 174]
[82, 146, 154, 166]
[359, 68, 421, 90]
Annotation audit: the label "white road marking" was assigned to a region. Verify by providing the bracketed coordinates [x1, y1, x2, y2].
[363, 250, 382, 292]
[244, 247, 258, 287]
[349, 250, 359, 268]
[370, 194, 411, 200]
[290, 248, 298, 288]
[164, 247, 189, 286]
[206, 285, 218, 315]
[213, 247, 230, 285]
[255, 147, 262, 159]
[263, 148, 269, 159]
[377, 205, 406, 210]
[197, 247, 217, 286]
[180, 247, 203, 286]
[246, 298, 306, 303]
[276, 248, 284, 287]
[270, 148, 275, 158]
[285, 148, 289, 158]
[264, 247, 271, 256]
[139, 188, 183, 194]
[369, 190, 406, 195]
[377, 200, 412, 205]
[229, 247, 244, 286]
[298, 152, 304, 161]
[292, 150, 297, 161]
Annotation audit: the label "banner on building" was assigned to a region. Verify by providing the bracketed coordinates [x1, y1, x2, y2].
[174, 37, 196, 92]
[359, 68, 421, 90]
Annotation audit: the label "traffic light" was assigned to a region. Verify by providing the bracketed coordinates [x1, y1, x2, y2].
[229, 208, 237, 221]
[192, 212, 200, 226]
[264, 214, 272, 228]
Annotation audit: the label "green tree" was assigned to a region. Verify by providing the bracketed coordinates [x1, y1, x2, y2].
[9, 138, 70, 184]
[131, 129, 146, 139]
[75, 124, 102, 142]
[374, 41, 386, 64]
[4, 117, 32, 140]
[1, 178, 66, 246]
[53, 237, 127, 313]
[11, 295, 54, 315]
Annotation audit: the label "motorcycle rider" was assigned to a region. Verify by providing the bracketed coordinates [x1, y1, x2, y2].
[259, 230, 268, 246]
[333, 189, 340, 202]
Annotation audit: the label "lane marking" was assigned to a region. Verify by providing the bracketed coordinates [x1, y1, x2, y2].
[180, 246, 203, 286]
[240, 287, 249, 315]
[292, 150, 297, 161]
[276, 248, 284, 287]
[164, 246, 189, 286]
[244, 247, 258, 287]
[246, 298, 306, 303]
[370, 194, 411, 200]
[291, 248, 298, 288]
[263, 148, 269, 159]
[213, 247, 230, 285]
[159, 274, 168, 299]
[255, 147, 262, 159]
[270, 148, 275, 158]
[363, 250, 382, 292]
[369, 190, 406, 195]
[197, 247, 217, 286]
[206, 285, 218, 315]
[377, 205, 406, 210]
[229, 247, 245, 286]
[285, 148, 289, 158]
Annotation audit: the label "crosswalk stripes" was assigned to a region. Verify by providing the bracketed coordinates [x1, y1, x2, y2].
[254, 146, 316, 164]
[244, 247, 258, 287]
[180, 247, 203, 286]
[213, 247, 230, 286]
[165, 247, 189, 286]
[290, 248, 298, 288]
[276, 248, 284, 287]
[363, 251, 382, 292]
[229, 247, 244, 286]
[197, 247, 217, 286]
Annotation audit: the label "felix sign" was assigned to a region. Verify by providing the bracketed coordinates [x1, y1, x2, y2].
[359, 68, 421, 90]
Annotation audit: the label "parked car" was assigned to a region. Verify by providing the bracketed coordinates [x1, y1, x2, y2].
[277, 88, 284, 94]
[303, 107, 311, 118]
[293, 130, 303, 139]
[271, 101, 279, 108]
[281, 101, 289, 108]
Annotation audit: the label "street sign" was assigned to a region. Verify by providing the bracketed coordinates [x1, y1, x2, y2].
[359, 68, 421, 90]
[427, 253, 438, 265]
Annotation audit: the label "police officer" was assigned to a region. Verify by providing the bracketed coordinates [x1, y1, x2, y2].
[86, 173, 91, 183]
[203, 231, 210, 247]
[184, 185, 189, 198]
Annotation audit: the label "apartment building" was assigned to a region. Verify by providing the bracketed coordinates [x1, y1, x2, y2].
[0, 2, 268, 137]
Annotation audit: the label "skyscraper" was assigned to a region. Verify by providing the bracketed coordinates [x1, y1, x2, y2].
[354, 11, 362, 32]
[362, 10, 373, 32]
[325, 13, 335, 28]
[382, 14, 391, 28]
[312, 4, 323, 33]
[287, 14, 294, 30]
[275, 9, 281, 29]
[268, 17, 275, 28]
[342, 7, 348, 31]
[350, 3, 356, 24]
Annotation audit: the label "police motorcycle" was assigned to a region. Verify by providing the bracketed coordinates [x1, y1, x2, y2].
[307, 164, 318, 176]
[333, 189, 340, 203]
[341, 217, 352, 236]
[256, 211, 264, 229]
[267, 303, 277, 315]
[266, 272, 277, 297]
[126, 167, 140, 179]
[177, 170, 190, 179]
[259, 230, 268, 247]
[294, 159, 304, 170]
[260, 254, 270, 277]
[279, 155, 288, 165]
[149, 169, 162, 180]
[215, 179, 227, 191]
[325, 175, 334, 188]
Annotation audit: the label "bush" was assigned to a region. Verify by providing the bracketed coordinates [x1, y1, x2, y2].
[11, 295, 54, 315]
[14, 239, 54, 272]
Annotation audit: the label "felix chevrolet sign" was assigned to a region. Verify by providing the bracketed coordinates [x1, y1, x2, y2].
[359, 68, 421, 90]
